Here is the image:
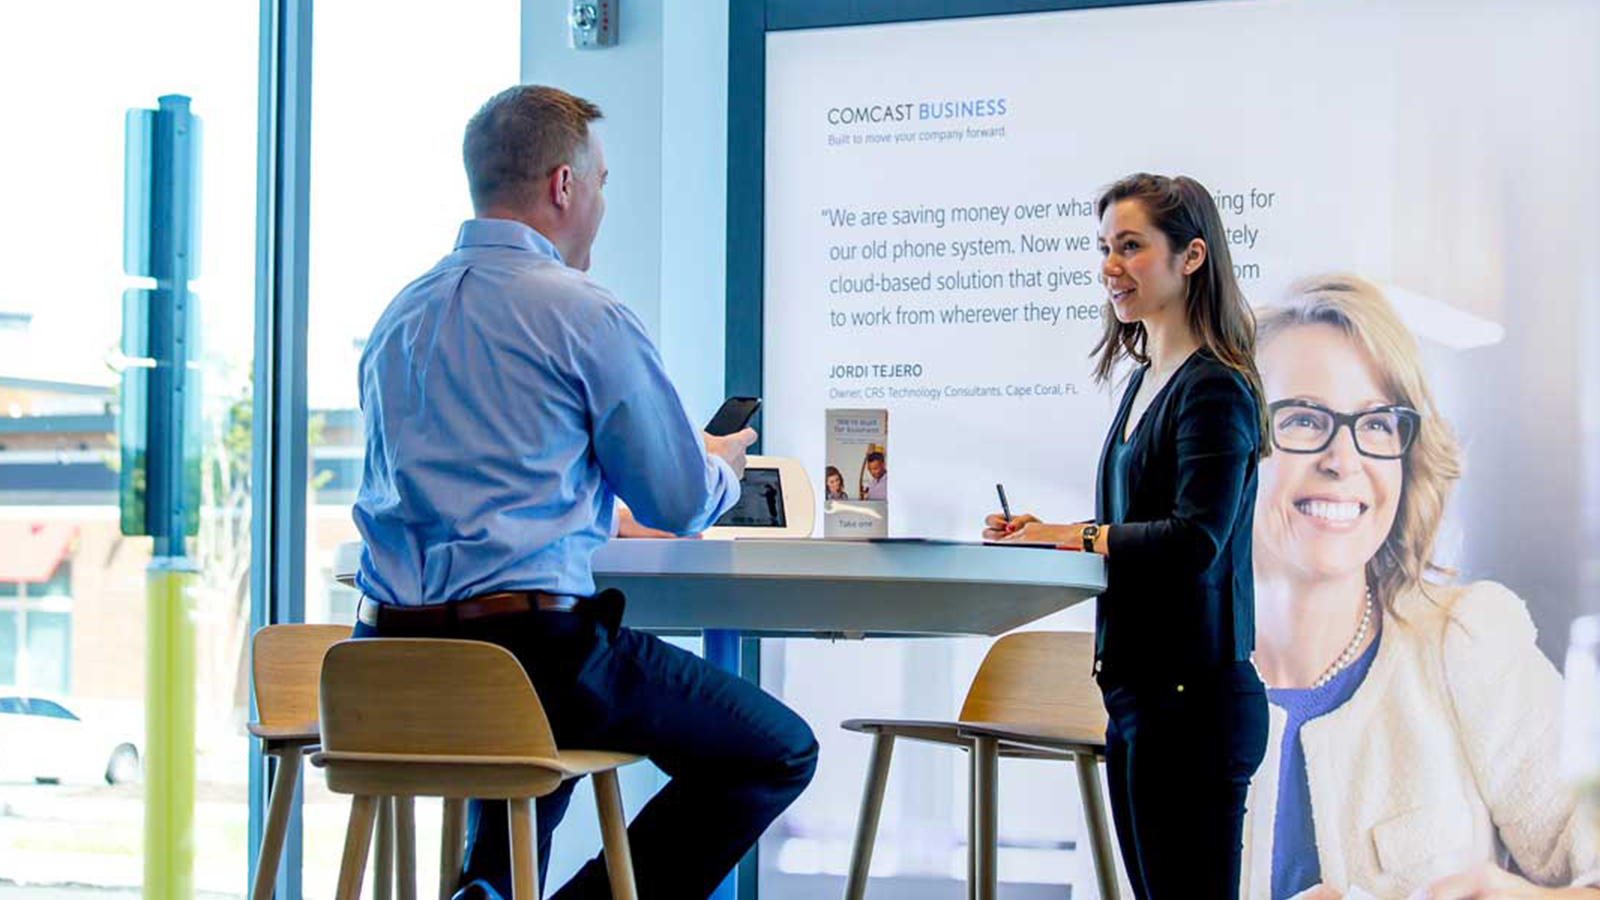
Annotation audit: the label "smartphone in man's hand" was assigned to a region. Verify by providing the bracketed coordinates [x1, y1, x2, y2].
[705, 396, 761, 436]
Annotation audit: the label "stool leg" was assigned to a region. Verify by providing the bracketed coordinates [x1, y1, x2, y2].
[593, 770, 637, 900]
[508, 798, 540, 900]
[395, 796, 417, 900]
[250, 746, 302, 900]
[1075, 754, 1119, 900]
[335, 795, 380, 900]
[375, 797, 395, 900]
[971, 736, 1000, 900]
[967, 747, 977, 900]
[844, 732, 896, 900]
[439, 799, 466, 900]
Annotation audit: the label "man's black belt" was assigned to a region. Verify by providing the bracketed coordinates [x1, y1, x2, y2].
[358, 590, 583, 629]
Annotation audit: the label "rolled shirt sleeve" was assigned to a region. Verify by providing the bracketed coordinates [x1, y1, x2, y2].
[578, 298, 740, 535]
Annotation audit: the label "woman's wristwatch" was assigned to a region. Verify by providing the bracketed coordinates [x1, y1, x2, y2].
[1082, 523, 1100, 553]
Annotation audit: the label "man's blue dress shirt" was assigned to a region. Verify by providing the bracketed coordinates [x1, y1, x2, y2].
[353, 218, 739, 605]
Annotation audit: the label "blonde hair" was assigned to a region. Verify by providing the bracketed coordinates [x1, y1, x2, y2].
[1256, 274, 1462, 615]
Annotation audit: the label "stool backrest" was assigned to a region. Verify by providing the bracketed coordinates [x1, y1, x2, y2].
[252, 624, 355, 731]
[319, 638, 558, 759]
[957, 631, 1106, 737]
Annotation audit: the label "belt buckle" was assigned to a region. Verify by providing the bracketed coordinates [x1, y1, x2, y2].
[358, 597, 381, 627]
[540, 595, 579, 614]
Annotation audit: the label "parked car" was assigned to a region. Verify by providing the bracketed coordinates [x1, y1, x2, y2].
[0, 695, 141, 785]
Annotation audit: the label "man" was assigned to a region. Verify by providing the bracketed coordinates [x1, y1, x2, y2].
[351, 85, 818, 900]
[863, 451, 888, 501]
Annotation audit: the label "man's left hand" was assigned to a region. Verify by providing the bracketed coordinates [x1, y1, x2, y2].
[617, 505, 701, 539]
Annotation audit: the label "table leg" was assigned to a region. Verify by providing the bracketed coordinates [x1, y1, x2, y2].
[703, 629, 750, 900]
[972, 736, 1000, 900]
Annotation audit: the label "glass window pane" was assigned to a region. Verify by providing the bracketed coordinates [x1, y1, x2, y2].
[0, 0, 257, 893]
[0, 614, 16, 686]
[37, 561, 73, 600]
[304, 2, 518, 630]
[27, 613, 72, 696]
[303, 5, 517, 895]
[25, 697, 75, 720]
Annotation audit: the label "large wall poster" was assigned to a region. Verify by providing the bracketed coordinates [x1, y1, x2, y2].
[762, 0, 1600, 896]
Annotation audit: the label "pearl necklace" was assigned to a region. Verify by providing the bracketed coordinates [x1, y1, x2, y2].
[1310, 589, 1375, 690]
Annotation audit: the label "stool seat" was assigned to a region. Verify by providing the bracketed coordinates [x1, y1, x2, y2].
[247, 721, 320, 742]
[955, 720, 1106, 753]
[841, 716, 1105, 752]
[314, 748, 642, 774]
[311, 748, 644, 799]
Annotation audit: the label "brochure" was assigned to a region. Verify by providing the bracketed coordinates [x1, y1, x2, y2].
[823, 408, 888, 538]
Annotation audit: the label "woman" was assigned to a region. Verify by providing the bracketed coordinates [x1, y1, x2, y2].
[824, 465, 849, 501]
[982, 173, 1270, 898]
[1244, 275, 1600, 899]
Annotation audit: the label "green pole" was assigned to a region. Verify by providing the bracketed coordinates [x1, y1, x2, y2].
[124, 93, 201, 900]
[145, 560, 198, 900]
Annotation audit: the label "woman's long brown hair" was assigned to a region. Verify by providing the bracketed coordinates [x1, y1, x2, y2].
[1091, 173, 1270, 452]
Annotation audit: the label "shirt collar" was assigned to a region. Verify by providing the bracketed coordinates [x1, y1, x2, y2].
[454, 218, 565, 265]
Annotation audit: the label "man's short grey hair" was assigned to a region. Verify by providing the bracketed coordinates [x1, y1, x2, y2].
[463, 85, 603, 211]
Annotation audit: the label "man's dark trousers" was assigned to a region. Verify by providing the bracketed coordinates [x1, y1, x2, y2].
[351, 592, 819, 899]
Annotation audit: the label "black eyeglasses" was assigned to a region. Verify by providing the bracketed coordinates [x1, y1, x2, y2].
[1268, 400, 1420, 459]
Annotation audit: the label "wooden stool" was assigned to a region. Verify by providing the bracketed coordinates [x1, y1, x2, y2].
[250, 624, 373, 900]
[841, 631, 1118, 900]
[312, 638, 643, 900]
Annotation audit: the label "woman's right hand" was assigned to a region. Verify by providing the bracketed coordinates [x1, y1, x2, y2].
[983, 513, 1039, 541]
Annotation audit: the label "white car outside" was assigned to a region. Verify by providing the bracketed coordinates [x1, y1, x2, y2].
[0, 695, 141, 785]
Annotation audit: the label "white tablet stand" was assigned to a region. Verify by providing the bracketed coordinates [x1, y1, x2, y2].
[703, 455, 815, 539]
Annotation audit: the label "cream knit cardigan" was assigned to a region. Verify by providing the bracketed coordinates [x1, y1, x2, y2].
[1240, 581, 1600, 899]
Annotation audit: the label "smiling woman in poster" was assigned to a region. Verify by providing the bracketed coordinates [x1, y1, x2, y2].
[1244, 275, 1600, 900]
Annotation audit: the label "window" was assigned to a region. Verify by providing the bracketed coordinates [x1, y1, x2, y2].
[297, 5, 519, 894]
[26, 698, 78, 721]
[0, 564, 73, 693]
[0, 0, 258, 892]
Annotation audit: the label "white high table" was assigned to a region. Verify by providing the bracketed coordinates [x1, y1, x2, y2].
[590, 538, 1104, 637]
[332, 538, 1106, 637]
[331, 538, 1107, 899]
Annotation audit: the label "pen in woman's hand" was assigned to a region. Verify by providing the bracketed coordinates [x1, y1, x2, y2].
[996, 483, 1013, 523]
